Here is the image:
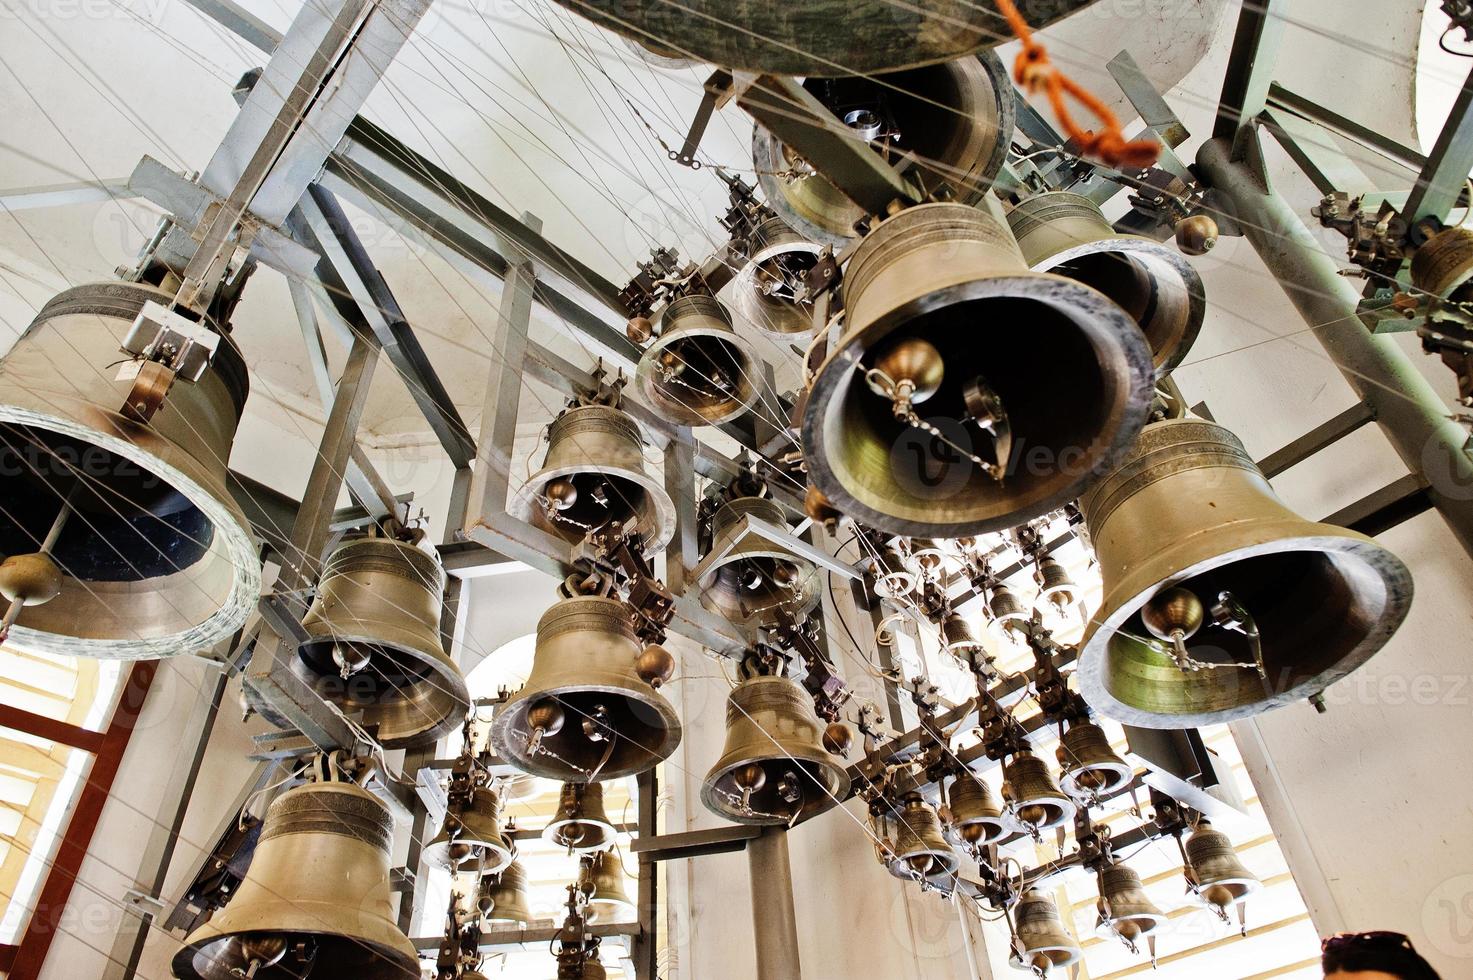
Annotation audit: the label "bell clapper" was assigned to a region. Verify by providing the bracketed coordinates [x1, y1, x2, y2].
[1140, 586, 1206, 672]
[733, 762, 767, 813]
[524, 699, 566, 756]
[0, 492, 73, 643]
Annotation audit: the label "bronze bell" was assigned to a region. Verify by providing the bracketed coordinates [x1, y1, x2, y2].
[1056, 721, 1133, 800]
[479, 856, 535, 926]
[945, 772, 1008, 847]
[510, 402, 676, 551]
[730, 216, 823, 336]
[1184, 820, 1260, 915]
[423, 787, 513, 873]
[0, 282, 260, 659]
[557, 0, 1101, 76]
[584, 849, 635, 922]
[1002, 750, 1075, 835]
[702, 674, 851, 825]
[1033, 556, 1077, 614]
[697, 496, 820, 628]
[1010, 888, 1082, 974]
[871, 546, 918, 599]
[490, 594, 681, 780]
[543, 781, 617, 852]
[885, 794, 959, 881]
[1410, 224, 1473, 300]
[636, 294, 760, 427]
[1078, 419, 1413, 728]
[988, 583, 1030, 637]
[754, 54, 1014, 245]
[1008, 191, 1205, 375]
[1096, 861, 1167, 946]
[801, 201, 1152, 539]
[907, 538, 950, 577]
[172, 780, 419, 980]
[940, 613, 986, 658]
[294, 535, 469, 748]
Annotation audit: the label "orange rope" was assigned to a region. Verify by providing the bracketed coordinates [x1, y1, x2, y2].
[994, 0, 1162, 170]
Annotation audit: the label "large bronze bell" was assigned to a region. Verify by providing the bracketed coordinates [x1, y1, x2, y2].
[1002, 750, 1075, 835]
[730, 216, 823, 336]
[1056, 721, 1133, 800]
[1184, 820, 1260, 916]
[479, 857, 535, 926]
[423, 787, 513, 873]
[0, 282, 260, 659]
[801, 201, 1152, 538]
[1009, 889, 1081, 974]
[885, 794, 959, 881]
[636, 295, 760, 427]
[294, 535, 469, 748]
[946, 772, 1008, 847]
[701, 674, 851, 825]
[172, 780, 419, 980]
[697, 496, 819, 628]
[510, 403, 676, 551]
[1078, 419, 1413, 728]
[491, 594, 681, 780]
[754, 54, 1013, 245]
[556, 0, 1101, 76]
[1008, 191, 1205, 375]
[584, 849, 635, 922]
[543, 781, 617, 852]
[1096, 861, 1167, 946]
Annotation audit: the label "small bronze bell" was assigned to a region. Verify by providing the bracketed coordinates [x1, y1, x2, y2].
[698, 496, 820, 628]
[754, 54, 1014, 244]
[1009, 191, 1205, 375]
[294, 535, 470, 748]
[1184, 820, 1260, 916]
[544, 781, 617, 852]
[1010, 888, 1081, 974]
[1002, 750, 1075, 835]
[801, 200, 1152, 539]
[1079, 419, 1413, 728]
[636, 295, 760, 427]
[945, 772, 1008, 847]
[702, 674, 850, 825]
[940, 613, 986, 658]
[885, 794, 959, 881]
[907, 538, 950, 577]
[490, 595, 681, 781]
[1056, 721, 1133, 800]
[730, 216, 823, 336]
[172, 780, 419, 980]
[1033, 556, 1077, 614]
[1096, 861, 1167, 946]
[584, 849, 635, 922]
[479, 856, 534, 926]
[1410, 224, 1473, 300]
[871, 546, 918, 599]
[510, 402, 676, 551]
[988, 583, 1030, 637]
[423, 786, 513, 873]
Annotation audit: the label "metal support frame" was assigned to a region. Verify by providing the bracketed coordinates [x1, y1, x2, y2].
[747, 827, 803, 980]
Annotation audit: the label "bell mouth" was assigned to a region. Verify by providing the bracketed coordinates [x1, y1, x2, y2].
[294, 636, 469, 748]
[1059, 761, 1134, 799]
[1190, 877, 1261, 909]
[953, 815, 1009, 846]
[700, 554, 820, 626]
[174, 930, 421, 980]
[1095, 911, 1168, 941]
[495, 687, 682, 781]
[754, 53, 1012, 244]
[803, 275, 1151, 538]
[636, 327, 761, 426]
[1035, 240, 1205, 376]
[0, 409, 259, 659]
[1081, 533, 1413, 728]
[702, 756, 850, 826]
[542, 815, 616, 852]
[886, 846, 961, 881]
[513, 463, 675, 553]
[733, 241, 822, 337]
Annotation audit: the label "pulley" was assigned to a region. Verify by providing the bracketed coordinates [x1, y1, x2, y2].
[584, 849, 635, 922]
[1002, 750, 1075, 836]
[294, 535, 469, 748]
[423, 786, 513, 874]
[479, 858, 534, 926]
[754, 54, 1014, 245]
[801, 201, 1152, 538]
[701, 674, 851, 825]
[0, 282, 260, 659]
[1009, 888, 1081, 974]
[554, 0, 1103, 77]
[635, 295, 760, 427]
[1008, 191, 1205, 375]
[945, 772, 1008, 847]
[730, 216, 824, 336]
[1184, 820, 1260, 918]
[511, 403, 676, 551]
[697, 496, 819, 628]
[1078, 419, 1413, 727]
[1056, 721, 1133, 800]
[884, 794, 959, 881]
[543, 781, 617, 853]
[172, 779, 419, 980]
[1095, 861, 1167, 949]
[490, 594, 681, 781]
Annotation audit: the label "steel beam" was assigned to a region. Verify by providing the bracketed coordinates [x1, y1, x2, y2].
[747, 827, 802, 980]
[1214, 0, 1287, 160]
[1323, 474, 1433, 537]
[1257, 108, 1377, 197]
[0, 177, 131, 212]
[179, 0, 282, 54]
[1198, 137, 1473, 560]
[630, 824, 763, 862]
[1266, 83, 1425, 175]
[1403, 63, 1473, 226]
[1254, 403, 1375, 479]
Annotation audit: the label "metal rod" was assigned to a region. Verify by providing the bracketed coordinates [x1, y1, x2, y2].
[1197, 136, 1473, 560]
[747, 827, 802, 980]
